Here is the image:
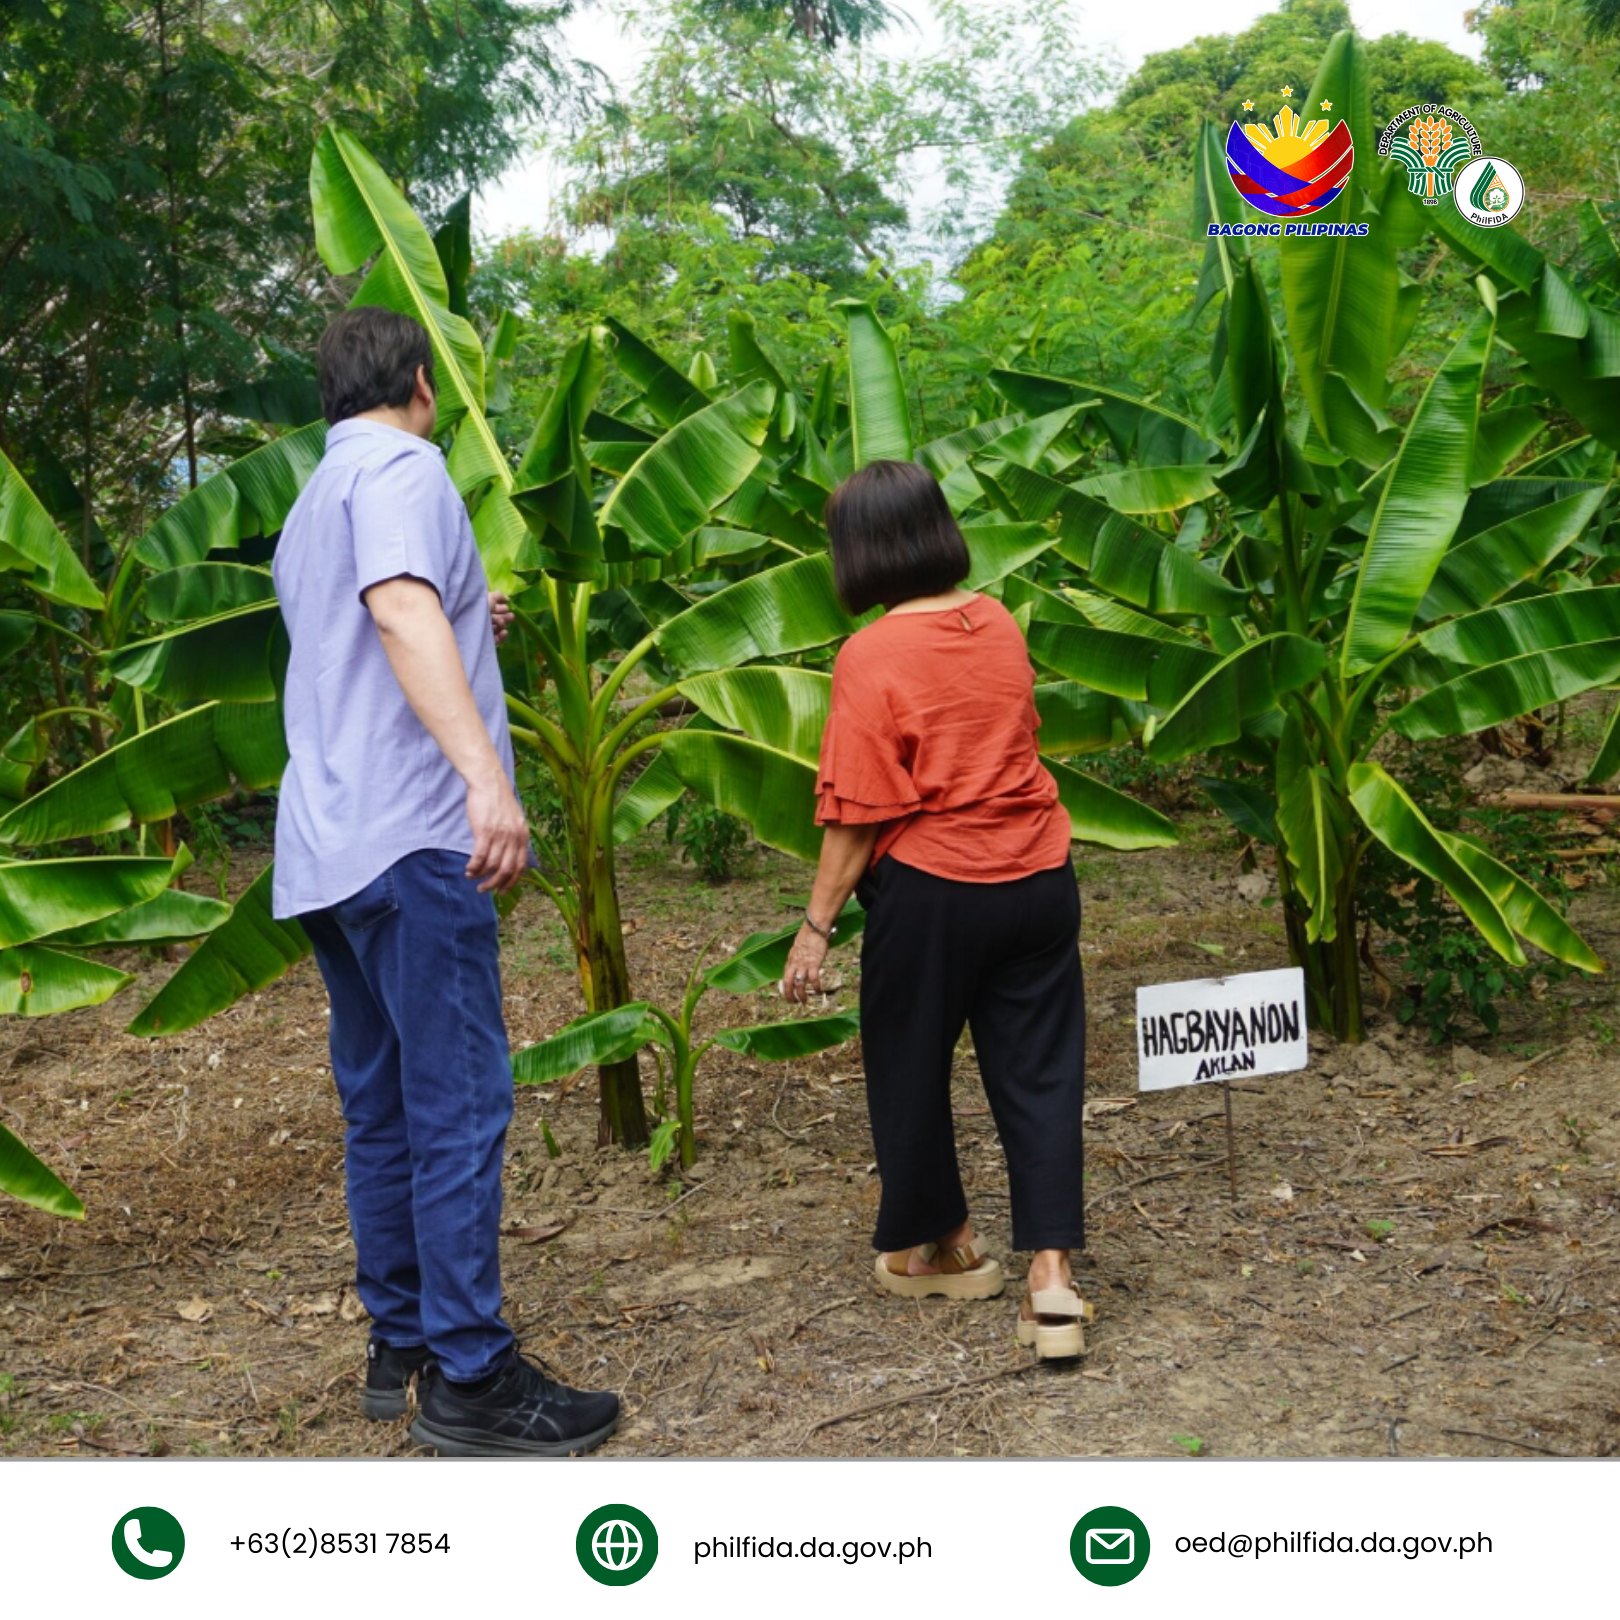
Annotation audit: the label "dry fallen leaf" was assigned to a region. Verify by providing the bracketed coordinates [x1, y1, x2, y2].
[176, 1296, 213, 1324]
[1270, 1182, 1295, 1203]
[1083, 1097, 1138, 1123]
[504, 1221, 567, 1244]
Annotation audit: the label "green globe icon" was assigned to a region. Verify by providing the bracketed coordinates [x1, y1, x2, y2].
[577, 1503, 658, 1586]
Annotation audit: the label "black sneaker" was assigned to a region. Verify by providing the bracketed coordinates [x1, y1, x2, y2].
[360, 1339, 432, 1421]
[409, 1347, 620, 1457]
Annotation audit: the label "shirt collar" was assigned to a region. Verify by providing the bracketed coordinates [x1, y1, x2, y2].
[327, 417, 444, 458]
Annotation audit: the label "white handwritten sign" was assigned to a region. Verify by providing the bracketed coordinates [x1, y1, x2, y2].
[1135, 967, 1308, 1092]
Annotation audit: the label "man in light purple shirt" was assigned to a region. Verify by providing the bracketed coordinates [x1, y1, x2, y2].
[273, 307, 618, 1456]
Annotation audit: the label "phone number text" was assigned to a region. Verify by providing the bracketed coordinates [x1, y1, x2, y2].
[229, 1530, 450, 1558]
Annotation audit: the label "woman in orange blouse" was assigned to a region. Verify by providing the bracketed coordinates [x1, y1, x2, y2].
[781, 459, 1091, 1359]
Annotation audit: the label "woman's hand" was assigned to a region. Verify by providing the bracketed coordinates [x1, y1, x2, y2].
[780, 925, 830, 1003]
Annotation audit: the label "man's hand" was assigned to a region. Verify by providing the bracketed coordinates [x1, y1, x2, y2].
[465, 769, 530, 894]
[489, 590, 514, 645]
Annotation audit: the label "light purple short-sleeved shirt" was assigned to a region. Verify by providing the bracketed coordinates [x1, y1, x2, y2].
[270, 417, 517, 919]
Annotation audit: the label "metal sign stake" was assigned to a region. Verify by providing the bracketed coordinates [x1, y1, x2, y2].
[1223, 1079, 1238, 1200]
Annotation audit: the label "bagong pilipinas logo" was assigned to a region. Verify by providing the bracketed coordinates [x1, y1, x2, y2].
[1377, 104, 1482, 205]
[1223, 87, 1355, 221]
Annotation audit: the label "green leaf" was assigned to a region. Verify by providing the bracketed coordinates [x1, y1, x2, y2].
[960, 521, 1059, 587]
[0, 719, 45, 805]
[657, 731, 820, 862]
[702, 903, 866, 995]
[1045, 758, 1177, 850]
[0, 855, 175, 947]
[511, 1002, 659, 1085]
[1027, 620, 1219, 702]
[1419, 484, 1607, 621]
[107, 603, 285, 705]
[144, 563, 277, 622]
[1342, 309, 1494, 673]
[0, 611, 35, 663]
[1418, 584, 1620, 665]
[0, 445, 102, 609]
[126, 866, 310, 1035]
[46, 887, 231, 947]
[1436, 830, 1602, 973]
[837, 300, 912, 465]
[0, 1121, 84, 1219]
[1072, 465, 1220, 514]
[598, 384, 775, 560]
[678, 667, 831, 765]
[613, 742, 693, 847]
[711, 1011, 860, 1062]
[1471, 406, 1544, 485]
[988, 370, 1218, 463]
[1586, 696, 1620, 785]
[0, 703, 286, 847]
[1197, 776, 1277, 845]
[603, 317, 710, 426]
[1392, 639, 1620, 741]
[1275, 716, 1345, 942]
[1348, 762, 1521, 964]
[1034, 683, 1146, 757]
[1145, 636, 1327, 762]
[136, 423, 327, 570]
[0, 943, 133, 1018]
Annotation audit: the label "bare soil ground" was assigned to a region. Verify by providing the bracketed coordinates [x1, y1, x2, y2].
[3, 819, 1617, 1461]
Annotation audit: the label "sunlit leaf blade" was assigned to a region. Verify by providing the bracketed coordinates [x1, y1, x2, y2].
[0, 943, 132, 1018]
[603, 317, 710, 426]
[0, 1121, 84, 1219]
[512, 1003, 658, 1085]
[1471, 406, 1544, 485]
[144, 563, 277, 622]
[46, 888, 231, 947]
[126, 866, 309, 1035]
[711, 1011, 860, 1061]
[1027, 620, 1219, 702]
[107, 603, 285, 705]
[0, 703, 286, 847]
[960, 522, 1059, 587]
[1348, 762, 1522, 964]
[1437, 830, 1602, 972]
[916, 415, 1022, 481]
[1342, 310, 1493, 673]
[987, 370, 1219, 463]
[1072, 464, 1219, 513]
[612, 741, 695, 847]
[702, 902, 866, 994]
[678, 668, 831, 765]
[1045, 758, 1177, 849]
[137, 422, 327, 569]
[1392, 640, 1620, 741]
[657, 731, 820, 861]
[1148, 635, 1327, 763]
[0, 446, 102, 609]
[598, 384, 775, 559]
[1034, 683, 1147, 757]
[0, 855, 175, 946]
[1418, 583, 1620, 666]
[837, 300, 912, 465]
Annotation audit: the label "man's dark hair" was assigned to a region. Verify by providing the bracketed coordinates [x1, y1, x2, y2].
[316, 307, 435, 426]
[825, 458, 971, 614]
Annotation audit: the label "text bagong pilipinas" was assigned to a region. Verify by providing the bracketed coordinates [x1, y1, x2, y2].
[1207, 222, 1370, 235]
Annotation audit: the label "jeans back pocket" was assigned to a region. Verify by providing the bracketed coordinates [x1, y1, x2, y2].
[332, 866, 399, 932]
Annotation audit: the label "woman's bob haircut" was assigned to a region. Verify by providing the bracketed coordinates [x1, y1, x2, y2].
[825, 459, 971, 615]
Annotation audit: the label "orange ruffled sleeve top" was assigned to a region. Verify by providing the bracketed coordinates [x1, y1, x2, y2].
[815, 593, 1073, 882]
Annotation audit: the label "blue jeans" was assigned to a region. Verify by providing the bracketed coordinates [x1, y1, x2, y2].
[300, 848, 515, 1383]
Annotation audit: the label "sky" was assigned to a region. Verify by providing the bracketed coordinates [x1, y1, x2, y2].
[477, 0, 1484, 243]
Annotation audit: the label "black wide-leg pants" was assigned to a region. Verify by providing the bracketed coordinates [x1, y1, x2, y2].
[855, 854, 1086, 1253]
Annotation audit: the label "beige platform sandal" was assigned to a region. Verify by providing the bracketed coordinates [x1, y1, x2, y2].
[873, 1236, 1006, 1301]
[1016, 1282, 1096, 1359]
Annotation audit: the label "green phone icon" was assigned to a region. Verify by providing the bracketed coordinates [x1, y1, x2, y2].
[111, 1507, 186, 1580]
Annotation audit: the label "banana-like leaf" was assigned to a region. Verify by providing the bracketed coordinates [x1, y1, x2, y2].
[603, 318, 710, 426]
[1418, 584, 1620, 665]
[126, 866, 310, 1035]
[0, 702, 286, 847]
[837, 300, 912, 465]
[1197, 775, 1277, 845]
[1034, 683, 1146, 757]
[1437, 829, 1602, 972]
[711, 1011, 860, 1061]
[1418, 485, 1606, 621]
[47, 887, 231, 947]
[1471, 406, 1544, 485]
[1062, 589, 1195, 640]
[656, 555, 862, 674]
[1147, 635, 1327, 763]
[511, 1002, 660, 1085]
[470, 486, 539, 591]
[657, 731, 820, 862]
[960, 521, 1060, 587]
[0, 447, 102, 609]
[727, 308, 792, 393]
[0, 718, 45, 804]
[1342, 309, 1493, 672]
[987, 370, 1219, 464]
[612, 727, 707, 847]
[108, 602, 285, 705]
[915, 415, 1022, 481]
[1392, 639, 1620, 741]
[0, 1121, 84, 1219]
[678, 667, 831, 765]
[0, 610, 34, 661]
[984, 465, 1242, 615]
[0, 855, 176, 946]
[1348, 762, 1521, 964]
[0, 943, 133, 1017]
[1044, 758, 1177, 850]
[702, 901, 866, 994]
[1586, 696, 1620, 785]
[1027, 620, 1219, 702]
[144, 562, 277, 621]
[1072, 465, 1220, 514]
[1275, 715, 1345, 942]
[312, 127, 503, 488]
[597, 383, 775, 560]
[136, 422, 327, 570]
